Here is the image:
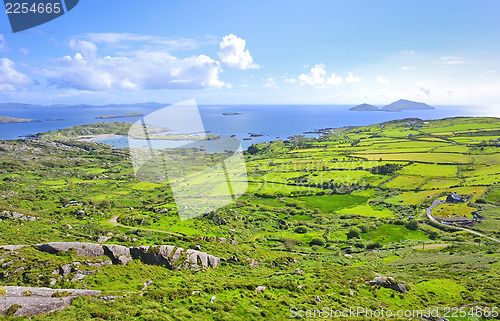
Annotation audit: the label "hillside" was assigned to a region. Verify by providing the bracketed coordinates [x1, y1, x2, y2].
[349, 103, 380, 111]
[383, 99, 434, 111]
[0, 116, 498, 319]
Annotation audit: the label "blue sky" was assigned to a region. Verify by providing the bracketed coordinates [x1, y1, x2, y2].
[1, 0, 500, 106]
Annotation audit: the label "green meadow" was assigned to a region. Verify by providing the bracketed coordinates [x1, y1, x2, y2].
[0, 116, 499, 320]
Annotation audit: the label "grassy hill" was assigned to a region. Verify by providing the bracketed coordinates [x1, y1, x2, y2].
[0, 116, 498, 320]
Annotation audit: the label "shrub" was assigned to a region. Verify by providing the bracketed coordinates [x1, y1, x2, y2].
[406, 220, 419, 230]
[309, 238, 325, 246]
[6, 304, 21, 316]
[294, 226, 308, 234]
[366, 242, 381, 250]
[347, 227, 362, 239]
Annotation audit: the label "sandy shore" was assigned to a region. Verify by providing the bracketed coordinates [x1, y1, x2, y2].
[76, 134, 126, 142]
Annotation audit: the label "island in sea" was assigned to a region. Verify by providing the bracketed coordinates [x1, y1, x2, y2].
[0, 115, 40, 124]
[349, 99, 434, 112]
[95, 112, 144, 119]
[222, 112, 242, 116]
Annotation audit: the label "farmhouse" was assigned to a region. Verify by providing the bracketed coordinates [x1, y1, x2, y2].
[446, 192, 463, 203]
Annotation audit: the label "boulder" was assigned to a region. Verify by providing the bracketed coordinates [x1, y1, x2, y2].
[366, 275, 407, 294]
[103, 244, 131, 265]
[0, 286, 100, 317]
[36, 242, 105, 257]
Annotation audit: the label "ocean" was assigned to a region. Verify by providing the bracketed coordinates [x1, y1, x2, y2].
[0, 104, 497, 149]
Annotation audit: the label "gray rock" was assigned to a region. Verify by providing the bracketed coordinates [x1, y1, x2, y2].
[0, 245, 29, 251]
[36, 242, 105, 257]
[366, 275, 407, 294]
[295, 269, 304, 274]
[71, 270, 95, 282]
[103, 244, 131, 265]
[210, 295, 216, 303]
[255, 286, 266, 294]
[0, 286, 100, 317]
[60, 264, 72, 277]
[95, 236, 110, 243]
[314, 296, 322, 303]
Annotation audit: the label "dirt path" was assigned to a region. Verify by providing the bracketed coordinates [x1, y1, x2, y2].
[426, 199, 500, 244]
[107, 215, 185, 237]
[411, 243, 450, 250]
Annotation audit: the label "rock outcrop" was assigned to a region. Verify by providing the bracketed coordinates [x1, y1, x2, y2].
[34, 242, 220, 271]
[366, 275, 407, 294]
[0, 286, 100, 317]
[36, 242, 105, 257]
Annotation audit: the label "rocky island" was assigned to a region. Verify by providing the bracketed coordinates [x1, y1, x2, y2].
[349, 99, 434, 112]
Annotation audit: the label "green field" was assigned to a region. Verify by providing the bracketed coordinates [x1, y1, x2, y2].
[0, 116, 499, 320]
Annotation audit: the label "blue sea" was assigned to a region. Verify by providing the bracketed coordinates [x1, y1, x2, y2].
[0, 104, 497, 149]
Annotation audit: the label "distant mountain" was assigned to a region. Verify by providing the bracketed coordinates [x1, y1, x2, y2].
[0, 102, 166, 109]
[349, 103, 381, 111]
[0, 103, 43, 108]
[382, 99, 434, 111]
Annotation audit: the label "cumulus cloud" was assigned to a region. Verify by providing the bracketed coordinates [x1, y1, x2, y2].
[218, 34, 259, 70]
[40, 40, 225, 91]
[377, 76, 390, 84]
[69, 39, 98, 57]
[0, 58, 35, 91]
[299, 64, 343, 87]
[345, 72, 362, 83]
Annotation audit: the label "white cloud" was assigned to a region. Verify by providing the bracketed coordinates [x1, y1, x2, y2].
[82, 33, 203, 51]
[69, 39, 98, 57]
[438, 56, 465, 64]
[19, 48, 29, 56]
[345, 72, 362, 83]
[377, 76, 390, 84]
[400, 66, 415, 71]
[299, 64, 343, 87]
[218, 34, 259, 70]
[284, 78, 297, 83]
[0, 58, 35, 91]
[40, 42, 225, 91]
[263, 77, 278, 88]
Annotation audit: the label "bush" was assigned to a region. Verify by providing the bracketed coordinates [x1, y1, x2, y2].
[347, 227, 362, 239]
[406, 220, 419, 230]
[366, 242, 381, 250]
[294, 226, 308, 234]
[309, 238, 325, 246]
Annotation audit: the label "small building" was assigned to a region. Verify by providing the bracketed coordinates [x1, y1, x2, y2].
[446, 193, 463, 203]
[69, 200, 78, 206]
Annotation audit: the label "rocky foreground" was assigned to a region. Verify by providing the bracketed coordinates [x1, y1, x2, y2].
[0, 242, 221, 317]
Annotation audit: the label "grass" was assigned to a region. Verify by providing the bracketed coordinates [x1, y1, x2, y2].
[360, 224, 429, 244]
[0, 116, 499, 320]
[289, 194, 368, 213]
[338, 204, 393, 218]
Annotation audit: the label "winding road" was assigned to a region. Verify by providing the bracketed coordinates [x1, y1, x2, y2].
[426, 199, 500, 244]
